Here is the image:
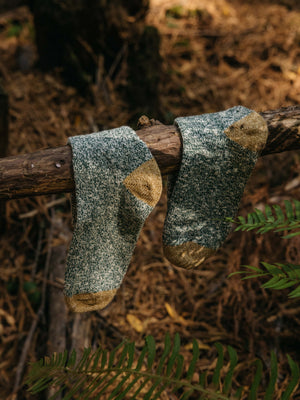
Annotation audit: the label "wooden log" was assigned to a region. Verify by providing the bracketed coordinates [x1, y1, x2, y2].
[0, 106, 299, 201]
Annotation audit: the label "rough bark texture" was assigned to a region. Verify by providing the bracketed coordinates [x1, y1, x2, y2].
[260, 106, 300, 155]
[0, 106, 299, 200]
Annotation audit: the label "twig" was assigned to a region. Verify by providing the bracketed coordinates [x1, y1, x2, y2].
[19, 197, 67, 219]
[31, 223, 43, 279]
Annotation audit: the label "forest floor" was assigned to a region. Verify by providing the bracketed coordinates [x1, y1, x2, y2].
[0, 0, 300, 399]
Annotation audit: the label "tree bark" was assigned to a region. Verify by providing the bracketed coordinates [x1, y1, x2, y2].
[0, 106, 299, 201]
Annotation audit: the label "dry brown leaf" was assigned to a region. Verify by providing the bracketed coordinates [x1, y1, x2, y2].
[126, 314, 144, 333]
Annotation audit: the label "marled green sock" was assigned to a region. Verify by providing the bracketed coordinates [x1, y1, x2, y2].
[163, 106, 268, 269]
[65, 127, 162, 312]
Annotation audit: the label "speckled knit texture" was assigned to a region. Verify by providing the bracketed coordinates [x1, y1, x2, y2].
[163, 106, 268, 269]
[65, 126, 162, 312]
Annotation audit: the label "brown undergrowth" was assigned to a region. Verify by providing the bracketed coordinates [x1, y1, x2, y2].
[0, 0, 300, 398]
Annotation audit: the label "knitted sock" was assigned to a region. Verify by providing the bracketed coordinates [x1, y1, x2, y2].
[163, 106, 268, 269]
[65, 127, 162, 312]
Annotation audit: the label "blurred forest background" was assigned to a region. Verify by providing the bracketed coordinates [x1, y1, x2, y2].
[0, 0, 300, 398]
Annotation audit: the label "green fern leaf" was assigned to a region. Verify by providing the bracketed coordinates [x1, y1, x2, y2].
[175, 354, 185, 379]
[283, 231, 300, 239]
[223, 346, 238, 395]
[80, 372, 110, 399]
[135, 345, 147, 371]
[262, 276, 288, 290]
[250, 211, 260, 225]
[231, 263, 300, 298]
[289, 285, 300, 298]
[108, 373, 132, 400]
[126, 342, 135, 369]
[273, 204, 285, 223]
[248, 359, 263, 400]
[212, 342, 224, 388]
[238, 216, 246, 225]
[166, 332, 181, 376]
[261, 262, 283, 275]
[264, 351, 277, 400]
[146, 335, 156, 369]
[285, 200, 295, 221]
[26, 336, 300, 400]
[199, 371, 207, 387]
[116, 343, 129, 368]
[295, 200, 300, 219]
[265, 204, 275, 221]
[113, 374, 142, 400]
[281, 355, 300, 399]
[156, 332, 171, 374]
[241, 273, 268, 280]
[186, 339, 199, 381]
[108, 342, 123, 368]
[131, 376, 153, 399]
[180, 388, 195, 400]
[254, 208, 266, 223]
[77, 348, 91, 371]
[283, 264, 300, 280]
[91, 348, 101, 370]
[234, 387, 243, 399]
[231, 200, 300, 237]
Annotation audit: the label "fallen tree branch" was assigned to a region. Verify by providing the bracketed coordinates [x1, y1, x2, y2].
[0, 106, 299, 200]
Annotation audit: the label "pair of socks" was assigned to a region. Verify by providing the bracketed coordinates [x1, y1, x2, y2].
[65, 106, 268, 312]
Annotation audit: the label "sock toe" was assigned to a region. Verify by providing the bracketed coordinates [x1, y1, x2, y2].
[163, 242, 216, 269]
[65, 289, 118, 313]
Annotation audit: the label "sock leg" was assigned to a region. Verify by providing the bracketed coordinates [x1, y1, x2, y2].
[163, 106, 268, 269]
[65, 127, 162, 312]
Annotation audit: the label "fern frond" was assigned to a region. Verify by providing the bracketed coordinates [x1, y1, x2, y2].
[229, 262, 300, 298]
[228, 200, 300, 237]
[26, 335, 299, 399]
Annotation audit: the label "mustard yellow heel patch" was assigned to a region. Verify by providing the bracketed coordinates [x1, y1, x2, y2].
[123, 158, 162, 207]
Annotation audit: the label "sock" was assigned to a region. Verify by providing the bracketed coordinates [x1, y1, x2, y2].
[163, 106, 268, 269]
[65, 126, 162, 312]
